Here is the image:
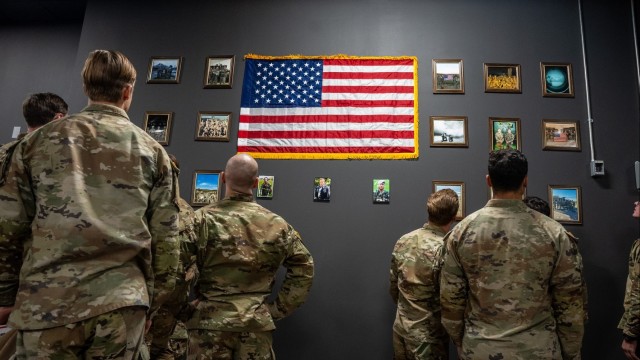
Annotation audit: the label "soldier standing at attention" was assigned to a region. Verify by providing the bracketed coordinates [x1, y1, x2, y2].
[0, 49, 180, 359]
[619, 200, 640, 360]
[147, 154, 198, 360]
[440, 149, 585, 359]
[389, 189, 459, 360]
[187, 153, 314, 360]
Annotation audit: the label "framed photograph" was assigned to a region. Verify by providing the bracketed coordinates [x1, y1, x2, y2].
[432, 59, 464, 94]
[540, 62, 574, 97]
[191, 170, 221, 206]
[203, 55, 235, 88]
[484, 63, 521, 93]
[195, 112, 231, 142]
[430, 116, 468, 147]
[548, 185, 582, 224]
[489, 117, 521, 151]
[433, 181, 465, 220]
[313, 177, 331, 202]
[542, 119, 581, 151]
[257, 175, 274, 199]
[143, 111, 173, 146]
[146, 56, 183, 84]
[373, 179, 390, 204]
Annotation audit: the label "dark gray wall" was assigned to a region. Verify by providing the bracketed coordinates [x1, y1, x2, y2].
[1, 0, 639, 359]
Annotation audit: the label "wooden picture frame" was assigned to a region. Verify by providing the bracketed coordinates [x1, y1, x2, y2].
[143, 111, 173, 146]
[432, 59, 464, 94]
[489, 117, 521, 151]
[484, 63, 521, 93]
[191, 170, 221, 206]
[430, 116, 468, 147]
[540, 62, 574, 97]
[203, 55, 235, 88]
[432, 181, 465, 220]
[548, 185, 582, 224]
[195, 111, 231, 142]
[541, 119, 581, 151]
[146, 56, 183, 84]
[257, 175, 274, 199]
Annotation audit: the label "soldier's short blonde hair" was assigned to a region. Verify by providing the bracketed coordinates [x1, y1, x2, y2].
[427, 189, 459, 226]
[82, 50, 136, 103]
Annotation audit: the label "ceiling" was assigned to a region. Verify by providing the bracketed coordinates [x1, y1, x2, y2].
[1, 0, 87, 24]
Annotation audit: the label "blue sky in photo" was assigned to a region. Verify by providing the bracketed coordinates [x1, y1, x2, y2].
[196, 173, 219, 190]
[553, 188, 577, 201]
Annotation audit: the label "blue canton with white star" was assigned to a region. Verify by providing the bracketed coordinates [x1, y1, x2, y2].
[241, 59, 324, 108]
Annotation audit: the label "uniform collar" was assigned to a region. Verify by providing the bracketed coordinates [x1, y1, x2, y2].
[224, 193, 255, 202]
[82, 104, 130, 121]
[423, 223, 446, 236]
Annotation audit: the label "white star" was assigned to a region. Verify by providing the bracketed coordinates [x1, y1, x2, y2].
[268, 63, 274, 67]
[257, 63, 263, 67]
[261, 85, 266, 89]
[315, 99, 319, 103]
[255, 80, 260, 85]
[254, 99, 259, 103]
[261, 94, 266, 98]
[302, 99, 307, 103]
[278, 99, 283, 103]
[316, 62, 321, 67]
[304, 63, 309, 67]
[255, 90, 260, 94]
[266, 99, 271, 103]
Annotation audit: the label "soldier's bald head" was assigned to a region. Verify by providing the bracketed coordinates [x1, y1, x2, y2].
[224, 154, 259, 188]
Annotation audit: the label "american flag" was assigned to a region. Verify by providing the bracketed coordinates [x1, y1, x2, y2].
[238, 55, 418, 159]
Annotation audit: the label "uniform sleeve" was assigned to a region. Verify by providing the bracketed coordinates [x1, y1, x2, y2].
[389, 250, 399, 304]
[439, 230, 467, 347]
[621, 240, 640, 337]
[268, 226, 314, 320]
[550, 231, 585, 359]
[0, 142, 34, 306]
[147, 152, 180, 314]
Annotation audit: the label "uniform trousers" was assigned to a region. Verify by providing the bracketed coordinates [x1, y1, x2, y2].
[187, 329, 274, 360]
[15, 306, 146, 360]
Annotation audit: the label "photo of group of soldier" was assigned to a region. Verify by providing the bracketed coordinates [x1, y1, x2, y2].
[191, 171, 220, 206]
[196, 113, 230, 141]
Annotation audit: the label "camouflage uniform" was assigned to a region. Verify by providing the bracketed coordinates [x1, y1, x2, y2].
[0, 104, 180, 358]
[389, 223, 449, 360]
[148, 196, 198, 360]
[440, 199, 585, 360]
[619, 238, 640, 338]
[187, 193, 314, 359]
[374, 190, 390, 203]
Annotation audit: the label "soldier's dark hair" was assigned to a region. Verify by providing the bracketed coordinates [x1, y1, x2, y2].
[82, 50, 136, 103]
[22, 93, 68, 128]
[523, 196, 551, 216]
[427, 188, 459, 226]
[488, 149, 528, 192]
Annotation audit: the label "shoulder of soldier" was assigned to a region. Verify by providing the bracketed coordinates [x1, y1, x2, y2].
[0, 138, 26, 186]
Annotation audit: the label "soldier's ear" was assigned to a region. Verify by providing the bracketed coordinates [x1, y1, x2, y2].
[252, 177, 259, 189]
[220, 171, 226, 184]
[485, 175, 492, 188]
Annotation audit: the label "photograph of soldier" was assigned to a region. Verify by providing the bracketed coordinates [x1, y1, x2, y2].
[144, 112, 172, 145]
[203, 56, 234, 88]
[257, 175, 274, 198]
[195, 112, 230, 141]
[373, 179, 390, 203]
[147, 57, 182, 83]
[191, 171, 220, 206]
[490, 118, 521, 151]
[313, 177, 331, 201]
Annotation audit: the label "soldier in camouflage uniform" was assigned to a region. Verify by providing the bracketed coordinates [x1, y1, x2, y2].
[0, 93, 68, 186]
[0, 50, 180, 360]
[389, 189, 459, 360]
[147, 154, 198, 360]
[619, 200, 640, 359]
[440, 150, 585, 360]
[187, 153, 314, 360]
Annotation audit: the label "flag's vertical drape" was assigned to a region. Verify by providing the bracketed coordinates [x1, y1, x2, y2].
[238, 54, 419, 160]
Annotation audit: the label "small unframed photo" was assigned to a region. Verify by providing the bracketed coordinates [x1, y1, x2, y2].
[373, 179, 390, 204]
[313, 177, 331, 202]
[257, 175, 274, 199]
